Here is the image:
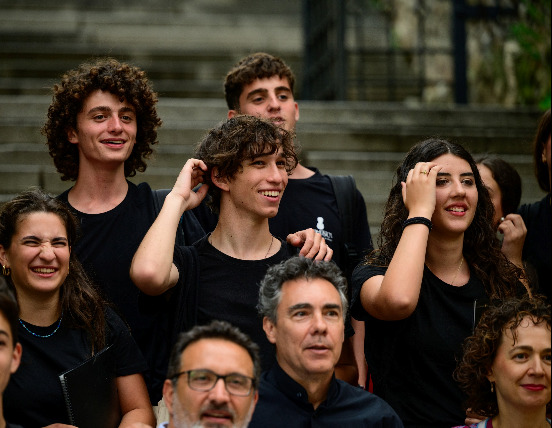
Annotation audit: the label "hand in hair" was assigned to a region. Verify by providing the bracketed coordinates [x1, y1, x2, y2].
[401, 162, 442, 219]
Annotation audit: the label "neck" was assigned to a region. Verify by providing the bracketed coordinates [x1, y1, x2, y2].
[210, 221, 278, 260]
[298, 372, 333, 410]
[69, 168, 129, 214]
[17, 291, 61, 326]
[492, 406, 549, 428]
[289, 163, 315, 179]
[425, 234, 466, 285]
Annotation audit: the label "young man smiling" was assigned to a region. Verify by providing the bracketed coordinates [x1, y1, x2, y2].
[131, 116, 332, 374]
[44, 58, 205, 403]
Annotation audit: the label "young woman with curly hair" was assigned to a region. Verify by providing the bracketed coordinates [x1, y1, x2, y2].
[454, 295, 550, 428]
[350, 138, 528, 427]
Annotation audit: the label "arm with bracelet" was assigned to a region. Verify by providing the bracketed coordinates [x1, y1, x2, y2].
[359, 161, 441, 321]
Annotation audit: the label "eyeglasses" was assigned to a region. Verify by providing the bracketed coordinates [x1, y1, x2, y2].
[171, 369, 256, 397]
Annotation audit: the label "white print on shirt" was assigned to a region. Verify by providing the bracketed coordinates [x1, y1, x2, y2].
[315, 216, 334, 242]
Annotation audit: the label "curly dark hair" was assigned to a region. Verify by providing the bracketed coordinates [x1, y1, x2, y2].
[42, 57, 162, 181]
[532, 109, 551, 193]
[0, 188, 107, 353]
[454, 295, 551, 417]
[194, 115, 298, 214]
[224, 52, 296, 111]
[475, 155, 522, 217]
[368, 137, 523, 299]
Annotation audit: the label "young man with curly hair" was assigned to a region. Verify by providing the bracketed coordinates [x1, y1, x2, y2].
[131, 115, 332, 378]
[43, 58, 205, 404]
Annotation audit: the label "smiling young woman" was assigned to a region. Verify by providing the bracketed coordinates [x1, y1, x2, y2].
[0, 189, 155, 428]
[350, 138, 529, 427]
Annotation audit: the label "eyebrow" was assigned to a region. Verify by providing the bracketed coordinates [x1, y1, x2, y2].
[287, 302, 342, 313]
[509, 345, 552, 353]
[436, 172, 474, 177]
[0, 330, 10, 340]
[86, 105, 135, 115]
[20, 235, 68, 243]
[245, 86, 292, 100]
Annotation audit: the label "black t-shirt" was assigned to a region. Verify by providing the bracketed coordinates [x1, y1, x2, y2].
[351, 263, 487, 428]
[173, 235, 292, 371]
[58, 182, 176, 402]
[519, 194, 551, 303]
[193, 168, 373, 276]
[4, 308, 146, 428]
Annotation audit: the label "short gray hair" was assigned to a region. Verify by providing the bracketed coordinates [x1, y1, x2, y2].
[258, 256, 348, 323]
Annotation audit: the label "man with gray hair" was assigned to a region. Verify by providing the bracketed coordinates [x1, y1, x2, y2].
[159, 320, 260, 428]
[250, 256, 403, 427]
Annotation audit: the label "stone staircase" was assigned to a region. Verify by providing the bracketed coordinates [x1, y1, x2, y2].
[0, 1, 546, 239]
[0, 94, 544, 238]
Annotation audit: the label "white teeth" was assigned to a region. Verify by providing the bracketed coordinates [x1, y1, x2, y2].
[448, 207, 465, 212]
[33, 268, 55, 273]
[261, 191, 279, 197]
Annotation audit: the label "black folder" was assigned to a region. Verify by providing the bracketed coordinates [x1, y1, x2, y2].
[58, 344, 120, 428]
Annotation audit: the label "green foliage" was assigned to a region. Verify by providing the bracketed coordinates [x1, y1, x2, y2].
[510, 0, 551, 109]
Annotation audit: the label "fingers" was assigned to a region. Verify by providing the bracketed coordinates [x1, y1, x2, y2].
[286, 229, 333, 261]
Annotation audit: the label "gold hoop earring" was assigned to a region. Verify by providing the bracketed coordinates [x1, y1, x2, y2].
[1, 265, 10, 276]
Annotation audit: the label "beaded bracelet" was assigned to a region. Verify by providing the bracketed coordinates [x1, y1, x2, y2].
[402, 216, 432, 231]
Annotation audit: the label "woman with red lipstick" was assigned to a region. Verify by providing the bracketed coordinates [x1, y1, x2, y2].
[0, 189, 155, 428]
[350, 138, 527, 427]
[454, 295, 551, 428]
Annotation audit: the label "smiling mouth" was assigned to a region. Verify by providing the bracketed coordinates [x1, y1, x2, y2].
[102, 140, 125, 145]
[260, 191, 280, 197]
[32, 268, 56, 274]
[446, 207, 466, 213]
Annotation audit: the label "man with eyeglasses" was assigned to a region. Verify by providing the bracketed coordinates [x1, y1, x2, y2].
[158, 320, 260, 428]
[250, 257, 403, 427]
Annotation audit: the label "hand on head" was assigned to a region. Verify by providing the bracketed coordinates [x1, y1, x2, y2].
[171, 158, 209, 210]
[401, 162, 442, 219]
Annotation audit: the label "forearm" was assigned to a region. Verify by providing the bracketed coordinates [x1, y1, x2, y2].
[130, 192, 184, 294]
[364, 223, 428, 320]
[118, 409, 155, 428]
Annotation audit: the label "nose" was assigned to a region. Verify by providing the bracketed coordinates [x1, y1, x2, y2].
[208, 378, 231, 404]
[39, 243, 56, 261]
[451, 179, 466, 197]
[310, 311, 328, 335]
[107, 115, 123, 133]
[528, 356, 546, 376]
[266, 93, 281, 112]
[266, 162, 285, 184]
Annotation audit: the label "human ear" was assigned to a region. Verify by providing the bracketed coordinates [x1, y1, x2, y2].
[162, 379, 175, 415]
[211, 168, 229, 191]
[10, 343, 22, 374]
[0, 244, 9, 268]
[67, 128, 79, 145]
[263, 317, 277, 345]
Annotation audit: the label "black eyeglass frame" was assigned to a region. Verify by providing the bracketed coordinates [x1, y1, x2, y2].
[170, 369, 256, 397]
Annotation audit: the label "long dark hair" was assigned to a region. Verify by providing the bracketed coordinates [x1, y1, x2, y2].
[0, 188, 106, 353]
[370, 137, 523, 299]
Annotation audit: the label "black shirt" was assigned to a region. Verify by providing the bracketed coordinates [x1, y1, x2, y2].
[249, 363, 404, 427]
[351, 264, 487, 428]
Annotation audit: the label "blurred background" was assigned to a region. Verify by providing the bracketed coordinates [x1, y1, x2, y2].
[0, 0, 550, 239]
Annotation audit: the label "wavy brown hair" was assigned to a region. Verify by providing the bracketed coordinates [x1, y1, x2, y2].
[224, 52, 296, 111]
[194, 115, 297, 214]
[0, 188, 107, 353]
[42, 57, 162, 181]
[368, 137, 524, 299]
[454, 295, 551, 417]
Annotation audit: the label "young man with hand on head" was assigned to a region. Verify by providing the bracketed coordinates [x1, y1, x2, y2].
[131, 115, 332, 373]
